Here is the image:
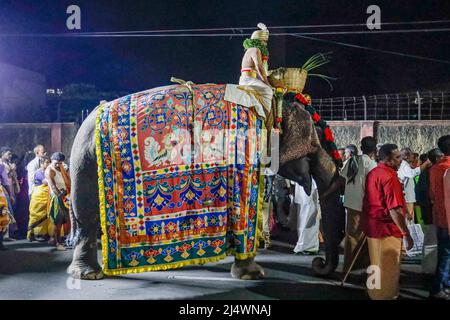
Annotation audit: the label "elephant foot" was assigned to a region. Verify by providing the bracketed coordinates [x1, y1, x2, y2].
[231, 258, 266, 280]
[67, 262, 104, 280]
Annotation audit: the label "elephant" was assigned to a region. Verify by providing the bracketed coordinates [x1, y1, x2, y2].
[67, 87, 344, 280]
[278, 93, 345, 276]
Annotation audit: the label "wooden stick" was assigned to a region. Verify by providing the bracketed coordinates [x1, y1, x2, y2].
[341, 236, 367, 286]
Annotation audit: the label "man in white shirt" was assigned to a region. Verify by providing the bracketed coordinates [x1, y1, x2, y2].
[322, 137, 378, 272]
[397, 148, 431, 222]
[26, 145, 46, 197]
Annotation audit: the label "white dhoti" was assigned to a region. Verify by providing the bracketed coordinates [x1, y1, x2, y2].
[223, 75, 273, 119]
[293, 179, 321, 253]
[238, 75, 273, 116]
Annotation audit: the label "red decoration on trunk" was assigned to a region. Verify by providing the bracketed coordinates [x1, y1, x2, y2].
[311, 112, 321, 123]
[324, 127, 334, 142]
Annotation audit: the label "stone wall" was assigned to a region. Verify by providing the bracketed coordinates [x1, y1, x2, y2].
[326, 121, 361, 149]
[1, 120, 448, 163]
[329, 120, 450, 154]
[0, 123, 78, 161]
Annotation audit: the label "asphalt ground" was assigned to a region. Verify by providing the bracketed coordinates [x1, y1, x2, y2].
[0, 237, 430, 300]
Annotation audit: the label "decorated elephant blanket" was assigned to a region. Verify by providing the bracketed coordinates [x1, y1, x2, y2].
[96, 84, 266, 275]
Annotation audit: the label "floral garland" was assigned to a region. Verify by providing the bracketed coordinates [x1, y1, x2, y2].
[243, 38, 269, 57]
[274, 88, 286, 129]
[294, 93, 342, 163]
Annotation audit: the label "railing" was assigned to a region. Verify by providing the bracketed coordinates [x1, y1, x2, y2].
[312, 91, 450, 121]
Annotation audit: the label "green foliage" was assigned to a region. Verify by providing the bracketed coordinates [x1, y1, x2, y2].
[243, 39, 269, 56]
[302, 52, 336, 91]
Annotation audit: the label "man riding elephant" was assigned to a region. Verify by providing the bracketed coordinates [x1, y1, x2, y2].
[239, 22, 273, 118]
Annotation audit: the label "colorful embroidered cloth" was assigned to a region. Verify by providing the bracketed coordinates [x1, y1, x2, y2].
[96, 84, 266, 275]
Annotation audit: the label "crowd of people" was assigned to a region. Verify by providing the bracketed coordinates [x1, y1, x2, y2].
[0, 145, 71, 251]
[262, 134, 450, 300]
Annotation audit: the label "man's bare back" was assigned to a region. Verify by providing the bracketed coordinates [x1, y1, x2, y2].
[241, 47, 269, 86]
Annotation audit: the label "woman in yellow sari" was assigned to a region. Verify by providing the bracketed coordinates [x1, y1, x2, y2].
[0, 185, 11, 250]
[27, 157, 52, 241]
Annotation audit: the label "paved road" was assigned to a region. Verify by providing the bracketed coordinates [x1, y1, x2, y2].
[0, 239, 430, 300]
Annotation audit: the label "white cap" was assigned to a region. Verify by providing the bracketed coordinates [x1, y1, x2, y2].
[251, 23, 269, 41]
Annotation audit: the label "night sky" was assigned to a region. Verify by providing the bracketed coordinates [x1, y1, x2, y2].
[0, 0, 449, 97]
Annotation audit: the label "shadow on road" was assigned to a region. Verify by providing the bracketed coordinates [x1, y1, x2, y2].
[0, 241, 70, 275]
[195, 281, 367, 300]
[0, 250, 68, 275]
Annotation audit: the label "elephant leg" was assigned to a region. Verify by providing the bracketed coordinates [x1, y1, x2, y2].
[231, 257, 266, 280]
[67, 226, 103, 280]
[310, 149, 345, 277]
[278, 157, 312, 196]
[67, 112, 104, 280]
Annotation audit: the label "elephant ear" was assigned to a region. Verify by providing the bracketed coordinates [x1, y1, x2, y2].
[280, 103, 321, 166]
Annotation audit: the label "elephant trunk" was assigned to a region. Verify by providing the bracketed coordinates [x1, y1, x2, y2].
[313, 188, 345, 277]
[310, 149, 345, 277]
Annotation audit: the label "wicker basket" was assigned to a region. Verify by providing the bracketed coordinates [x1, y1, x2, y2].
[268, 68, 308, 93]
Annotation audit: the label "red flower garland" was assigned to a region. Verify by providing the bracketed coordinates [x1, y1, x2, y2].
[323, 127, 334, 142]
[294, 93, 342, 164]
[331, 149, 341, 161]
[311, 112, 321, 123]
[295, 93, 311, 106]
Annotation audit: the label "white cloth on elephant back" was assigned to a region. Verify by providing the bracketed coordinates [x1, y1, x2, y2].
[223, 76, 273, 119]
[224, 83, 269, 119]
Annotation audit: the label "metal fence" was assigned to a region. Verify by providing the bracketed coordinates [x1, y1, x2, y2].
[312, 91, 450, 121]
[71, 90, 450, 123]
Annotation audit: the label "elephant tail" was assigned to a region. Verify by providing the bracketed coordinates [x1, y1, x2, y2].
[66, 201, 82, 247]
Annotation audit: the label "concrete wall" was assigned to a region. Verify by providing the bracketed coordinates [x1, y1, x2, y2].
[0, 123, 78, 161]
[0, 120, 448, 162]
[329, 120, 450, 154]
